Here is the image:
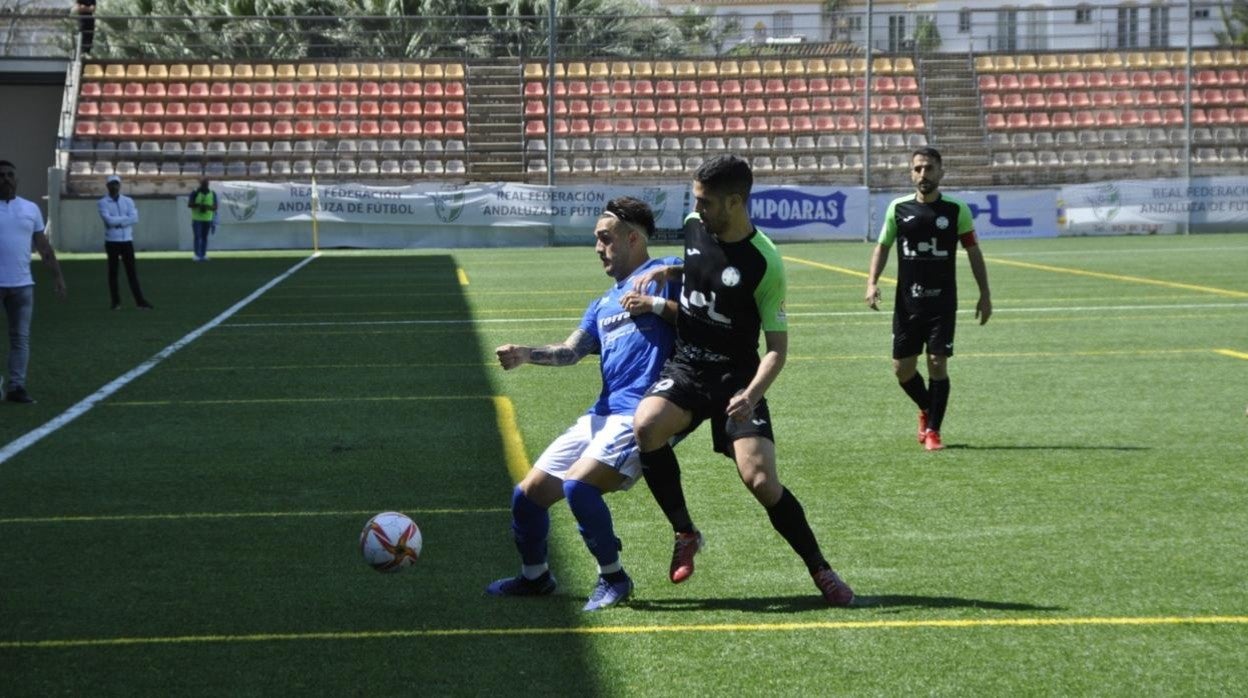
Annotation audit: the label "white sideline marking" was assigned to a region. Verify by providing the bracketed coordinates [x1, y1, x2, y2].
[0, 255, 320, 466]
[218, 301, 1248, 328]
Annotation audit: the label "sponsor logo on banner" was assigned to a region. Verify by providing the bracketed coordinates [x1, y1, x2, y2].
[430, 185, 465, 223]
[1086, 182, 1122, 222]
[965, 194, 1034, 228]
[641, 187, 668, 220]
[221, 185, 259, 222]
[750, 188, 848, 229]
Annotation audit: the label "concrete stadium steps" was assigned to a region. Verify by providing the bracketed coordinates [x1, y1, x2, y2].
[920, 56, 993, 187]
[465, 63, 525, 181]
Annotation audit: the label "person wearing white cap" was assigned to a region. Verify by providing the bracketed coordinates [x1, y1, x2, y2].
[0, 159, 67, 404]
[98, 175, 153, 310]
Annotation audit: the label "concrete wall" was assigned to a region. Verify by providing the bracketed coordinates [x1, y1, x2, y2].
[54, 195, 186, 252]
[0, 81, 64, 222]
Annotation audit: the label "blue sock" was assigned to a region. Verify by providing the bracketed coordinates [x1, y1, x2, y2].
[510, 486, 549, 567]
[563, 479, 623, 574]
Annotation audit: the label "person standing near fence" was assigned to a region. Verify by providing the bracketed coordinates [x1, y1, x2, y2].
[0, 160, 67, 404]
[97, 175, 153, 310]
[865, 147, 992, 451]
[188, 178, 217, 262]
[74, 0, 96, 54]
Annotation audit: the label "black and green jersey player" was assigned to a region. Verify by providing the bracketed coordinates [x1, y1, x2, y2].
[630, 154, 854, 606]
[866, 147, 993, 451]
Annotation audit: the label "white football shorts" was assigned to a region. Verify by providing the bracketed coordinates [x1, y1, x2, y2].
[532, 413, 642, 490]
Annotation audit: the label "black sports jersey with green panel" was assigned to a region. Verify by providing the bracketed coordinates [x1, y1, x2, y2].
[675, 213, 788, 369]
[878, 193, 975, 315]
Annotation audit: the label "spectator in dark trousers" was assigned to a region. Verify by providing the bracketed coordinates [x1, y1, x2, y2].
[75, 0, 96, 54]
[97, 175, 153, 310]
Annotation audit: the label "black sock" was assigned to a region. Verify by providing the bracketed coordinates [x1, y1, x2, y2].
[602, 569, 629, 584]
[639, 444, 694, 534]
[928, 378, 950, 432]
[765, 488, 826, 573]
[899, 373, 930, 411]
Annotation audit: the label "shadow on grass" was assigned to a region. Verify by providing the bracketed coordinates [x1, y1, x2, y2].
[628, 594, 1063, 614]
[944, 444, 1149, 452]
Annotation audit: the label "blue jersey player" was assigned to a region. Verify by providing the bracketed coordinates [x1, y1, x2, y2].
[486, 197, 680, 611]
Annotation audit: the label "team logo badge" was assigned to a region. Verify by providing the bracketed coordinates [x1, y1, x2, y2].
[935, 216, 950, 230]
[221, 185, 258, 222]
[721, 266, 741, 287]
[430, 185, 465, 223]
[651, 379, 675, 393]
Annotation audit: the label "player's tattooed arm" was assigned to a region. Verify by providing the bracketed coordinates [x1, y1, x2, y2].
[497, 330, 599, 369]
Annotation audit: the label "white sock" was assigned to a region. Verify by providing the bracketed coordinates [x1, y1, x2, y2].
[521, 563, 549, 580]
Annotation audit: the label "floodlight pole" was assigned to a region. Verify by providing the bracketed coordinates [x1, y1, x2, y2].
[863, 0, 875, 242]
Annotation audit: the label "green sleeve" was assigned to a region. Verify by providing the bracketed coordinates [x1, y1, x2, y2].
[751, 233, 788, 333]
[878, 199, 899, 246]
[957, 200, 975, 234]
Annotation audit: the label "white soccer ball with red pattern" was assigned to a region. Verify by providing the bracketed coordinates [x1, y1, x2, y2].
[360, 512, 423, 573]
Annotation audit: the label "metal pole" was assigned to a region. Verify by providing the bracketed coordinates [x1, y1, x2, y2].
[1183, 0, 1192, 235]
[862, 0, 874, 241]
[547, 0, 556, 187]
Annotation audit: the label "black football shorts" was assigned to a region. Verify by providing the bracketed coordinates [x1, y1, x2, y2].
[892, 311, 956, 359]
[645, 358, 775, 458]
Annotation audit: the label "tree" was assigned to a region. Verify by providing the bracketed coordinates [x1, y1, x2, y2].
[1216, 0, 1248, 46]
[913, 15, 941, 52]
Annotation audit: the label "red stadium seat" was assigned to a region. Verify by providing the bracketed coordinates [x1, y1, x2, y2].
[768, 115, 790, 132]
[900, 94, 921, 111]
[1087, 72, 1109, 89]
[445, 120, 465, 136]
[998, 74, 1020, 90]
[402, 101, 422, 117]
[1046, 93, 1069, 109]
[724, 116, 747, 133]
[697, 79, 719, 96]
[807, 77, 830, 95]
[789, 97, 811, 113]
[445, 82, 465, 98]
[654, 80, 675, 96]
[380, 119, 401, 135]
[593, 118, 615, 134]
[903, 114, 925, 131]
[634, 99, 655, 116]
[1064, 72, 1087, 88]
[1024, 93, 1046, 110]
[633, 80, 654, 96]
[74, 120, 97, 137]
[700, 98, 722, 115]
[1068, 92, 1091, 109]
[425, 102, 444, 117]
[1050, 111, 1073, 128]
[315, 120, 336, 136]
[830, 77, 852, 94]
[1162, 108, 1185, 125]
[657, 98, 678, 116]
[1005, 113, 1028, 129]
[402, 120, 423, 136]
[525, 99, 544, 117]
[589, 79, 610, 96]
[569, 118, 590, 135]
[897, 76, 918, 92]
[763, 78, 785, 94]
[339, 100, 360, 117]
[701, 116, 724, 134]
[832, 96, 855, 112]
[340, 82, 359, 98]
[678, 98, 699, 115]
[613, 80, 634, 96]
[317, 100, 336, 116]
[659, 117, 680, 134]
[230, 102, 250, 117]
[614, 118, 636, 135]
[1019, 73, 1041, 90]
[1028, 112, 1050, 129]
[835, 115, 859, 131]
[1042, 73, 1065, 89]
[791, 115, 814, 133]
[742, 79, 764, 95]
[744, 98, 766, 115]
[163, 121, 184, 138]
[719, 79, 742, 96]
[677, 80, 698, 96]
[424, 83, 444, 98]
[810, 96, 833, 113]
[635, 117, 658, 134]
[229, 122, 249, 137]
[402, 82, 423, 98]
[358, 120, 380, 136]
[251, 121, 271, 137]
[986, 113, 1006, 129]
[1120, 110, 1142, 126]
[722, 98, 744, 115]
[875, 76, 897, 93]
[978, 75, 998, 91]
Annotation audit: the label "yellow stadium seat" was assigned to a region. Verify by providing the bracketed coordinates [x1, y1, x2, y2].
[553, 63, 566, 78]
[253, 64, 275, 80]
[1080, 53, 1105, 69]
[296, 64, 317, 80]
[125, 64, 147, 80]
[849, 57, 867, 73]
[275, 64, 296, 80]
[631, 61, 653, 78]
[1167, 51, 1187, 67]
[763, 60, 784, 77]
[211, 64, 232, 79]
[1058, 54, 1081, 70]
[805, 58, 828, 75]
[232, 63, 254, 80]
[892, 57, 914, 73]
[424, 63, 444, 80]
[444, 63, 464, 79]
[339, 63, 360, 80]
[1036, 55, 1059, 71]
[167, 64, 189, 80]
[1213, 49, 1236, 66]
[675, 61, 697, 77]
[740, 60, 762, 76]
[1017, 55, 1038, 71]
[1126, 52, 1149, 68]
[784, 59, 805, 76]
[994, 55, 1016, 71]
[718, 60, 739, 77]
[1191, 50, 1213, 67]
[611, 61, 631, 78]
[1149, 52, 1171, 68]
[565, 62, 588, 78]
[146, 64, 168, 80]
[401, 63, 422, 79]
[380, 63, 402, 80]
[82, 64, 104, 80]
[524, 63, 544, 79]
[873, 57, 893, 74]
[190, 64, 212, 79]
[317, 63, 339, 80]
[696, 61, 717, 77]
[104, 64, 126, 79]
[974, 56, 994, 73]
[1103, 52, 1125, 69]
[653, 61, 675, 77]
[359, 63, 381, 79]
[589, 62, 609, 78]
[827, 58, 850, 74]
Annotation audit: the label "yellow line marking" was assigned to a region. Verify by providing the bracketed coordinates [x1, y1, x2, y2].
[107, 395, 497, 407]
[456, 267, 470, 286]
[783, 255, 893, 284]
[0, 507, 507, 526]
[1215, 349, 1248, 361]
[492, 396, 532, 484]
[986, 257, 1248, 299]
[4, 615, 1245, 649]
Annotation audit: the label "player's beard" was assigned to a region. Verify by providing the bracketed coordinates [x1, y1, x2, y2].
[916, 179, 937, 194]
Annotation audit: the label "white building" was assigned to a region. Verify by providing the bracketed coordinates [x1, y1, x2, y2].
[649, 1, 1227, 54]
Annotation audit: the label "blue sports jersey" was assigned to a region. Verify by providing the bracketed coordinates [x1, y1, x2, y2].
[579, 256, 682, 416]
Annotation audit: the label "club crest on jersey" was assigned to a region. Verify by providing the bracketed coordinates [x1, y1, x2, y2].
[935, 216, 950, 230]
[721, 266, 741, 287]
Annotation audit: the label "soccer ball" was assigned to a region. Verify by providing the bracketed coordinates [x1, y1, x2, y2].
[360, 511, 422, 573]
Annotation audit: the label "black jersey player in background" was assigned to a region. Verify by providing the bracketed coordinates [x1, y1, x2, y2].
[631, 154, 854, 606]
[865, 147, 993, 451]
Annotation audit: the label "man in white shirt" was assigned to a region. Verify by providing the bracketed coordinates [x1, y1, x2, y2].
[0, 160, 67, 404]
[97, 175, 153, 310]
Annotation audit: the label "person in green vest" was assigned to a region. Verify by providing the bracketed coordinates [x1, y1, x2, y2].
[188, 178, 217, 262]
